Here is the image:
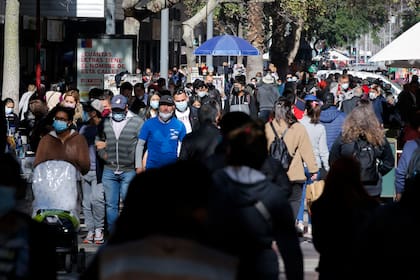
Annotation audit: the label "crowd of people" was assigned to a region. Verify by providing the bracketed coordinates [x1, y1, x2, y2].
[1, 65, 420, 279]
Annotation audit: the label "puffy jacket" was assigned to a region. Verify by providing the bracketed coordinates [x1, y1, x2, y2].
[320, 106, 346, 150]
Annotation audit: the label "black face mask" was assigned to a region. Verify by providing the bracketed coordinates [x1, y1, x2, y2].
[233, 87, 240, 94]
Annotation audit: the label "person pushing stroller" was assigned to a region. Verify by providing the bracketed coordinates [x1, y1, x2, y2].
[32, 105, 90, 223]
[31, 105, 90, 272]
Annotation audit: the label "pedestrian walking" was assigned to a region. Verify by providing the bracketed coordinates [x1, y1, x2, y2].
[96, 95, 144, 233]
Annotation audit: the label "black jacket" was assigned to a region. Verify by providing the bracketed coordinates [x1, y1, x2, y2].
[209, 168, 303, 280]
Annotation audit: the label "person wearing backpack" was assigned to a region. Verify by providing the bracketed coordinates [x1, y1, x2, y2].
[265, 96, 319, 219]
[394, 112, 420, 201]
[210, 120, 304, 280]
[329, 102, 395, 198]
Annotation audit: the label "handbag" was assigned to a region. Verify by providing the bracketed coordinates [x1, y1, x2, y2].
[305, 180, 325, 212]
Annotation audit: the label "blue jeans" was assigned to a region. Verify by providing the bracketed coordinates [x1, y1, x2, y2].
[258, 110, 272, 123]
[102, 167, 136, 233]
[297, 167, 312, 224]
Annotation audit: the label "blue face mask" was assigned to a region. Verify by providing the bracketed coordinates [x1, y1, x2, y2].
[197, 91, 207, 98]
[0, 186, 16, 217]
[112, 112, 126, 122]
[175, 101, 188, 112]
[53, 120, 69, 133]
[82, 111, 90, 122]
[150, 100, 159, 109]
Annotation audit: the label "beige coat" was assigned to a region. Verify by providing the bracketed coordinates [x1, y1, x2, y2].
[265, 119, 318, 182]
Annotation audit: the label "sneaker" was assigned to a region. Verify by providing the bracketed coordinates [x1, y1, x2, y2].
[83, 231, 94, 244]
[296, 221, 305, 234]
[94, 228, 104, 244]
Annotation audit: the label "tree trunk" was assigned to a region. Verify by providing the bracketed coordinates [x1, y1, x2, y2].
[246, 1, 264, 82]
[269, 14, 289, 79]
[106, 0, 116, 35]
[182, 0, 220, 76]
[287, 18, 304, 66]
[124, 17, 141, 66]
[121, 0, 140, 9]
[146, 0, 181, 13]
[2, 0, 20, 107]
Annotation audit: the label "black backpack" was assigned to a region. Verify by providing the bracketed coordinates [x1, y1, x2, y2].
[269, 122, 293, 171]
[406, 138, 420, 180]
[353, 139, 379, 185]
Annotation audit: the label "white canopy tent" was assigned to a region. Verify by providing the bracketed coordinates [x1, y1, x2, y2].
[327, 50, 351, 61]
[369, 21, 420, 68]
[311, 50, 351, 63]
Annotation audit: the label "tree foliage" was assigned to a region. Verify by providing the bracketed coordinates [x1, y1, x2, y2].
[397, 0, 420, 36]
[310, 0, 391, 47]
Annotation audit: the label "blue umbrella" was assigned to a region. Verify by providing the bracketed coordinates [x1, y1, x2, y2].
[193, 35, 260, 56]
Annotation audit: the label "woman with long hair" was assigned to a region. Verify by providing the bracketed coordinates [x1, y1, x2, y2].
[296, 96, 329, 237]
[61, 89, 84, 128]
[265, 96, 318, 220]
[329, 102, 394, 198]
[144, 91, 161, 120]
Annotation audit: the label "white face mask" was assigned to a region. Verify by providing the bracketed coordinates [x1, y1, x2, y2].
[64, 102, 76, 109]
[369, 92, 377, 100]
[5, 107, 13, 115]
[197, 91, 207, 98]
[341, 83, 349, 90]
[159, 111, 173, 122]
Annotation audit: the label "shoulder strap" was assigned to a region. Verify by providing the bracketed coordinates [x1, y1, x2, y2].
[254, 200, 272, 228]
[270, 121, 288, 139]
[281, 127, 289, 138]
[269, 121, 280, 139]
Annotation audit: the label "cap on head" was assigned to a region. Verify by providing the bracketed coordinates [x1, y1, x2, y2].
[111, 95, 128, 110]
[304, 94, 318, 102]
[159, 95, 175, 106]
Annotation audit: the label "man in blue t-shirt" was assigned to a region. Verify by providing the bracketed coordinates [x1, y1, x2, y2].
[136, 95, 186, 170]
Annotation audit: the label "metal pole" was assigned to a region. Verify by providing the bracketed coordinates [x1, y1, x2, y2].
[36, 0, 41, 92]
[206, 10, 213, 72]
[364, 33, 368, 63]
[355, 38, 359, 65]
[160, 7, 169, 86]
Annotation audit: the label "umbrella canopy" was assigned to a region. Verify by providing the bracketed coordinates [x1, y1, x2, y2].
[369, 21, 420, 68]
[193, 35, 260, 56]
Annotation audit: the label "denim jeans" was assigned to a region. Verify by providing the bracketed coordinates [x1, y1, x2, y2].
[81, 170, 105, 232]
[258, 110, 272, 123]
[102, 167, 136, 233]
[297, 167, 314, 223]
